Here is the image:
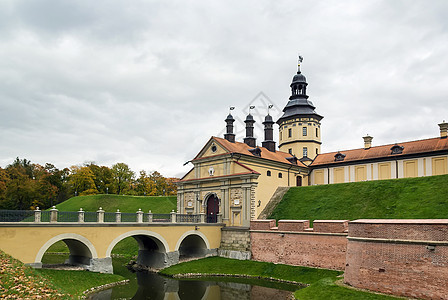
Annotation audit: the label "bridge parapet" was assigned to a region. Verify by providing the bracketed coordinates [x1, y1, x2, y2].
[0, 208, 212, 225]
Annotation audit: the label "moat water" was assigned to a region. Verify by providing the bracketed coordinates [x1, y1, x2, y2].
[88, 258, 301, 300]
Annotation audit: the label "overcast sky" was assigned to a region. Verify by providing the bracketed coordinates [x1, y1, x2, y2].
[1, 0, 448, 178]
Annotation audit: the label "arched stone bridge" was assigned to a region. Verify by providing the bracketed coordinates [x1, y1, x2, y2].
[0, 209, 223, 273]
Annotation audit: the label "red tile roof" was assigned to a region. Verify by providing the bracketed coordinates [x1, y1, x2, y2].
[194, 136, 307, 167]
[311, 137, 448, 167]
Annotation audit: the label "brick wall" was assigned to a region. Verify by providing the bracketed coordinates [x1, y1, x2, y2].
[345, 220, 448, 300]
[250, 220, 348, 270]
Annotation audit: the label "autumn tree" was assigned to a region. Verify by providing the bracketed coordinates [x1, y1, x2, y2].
[111, 163, 135, 195]
[69, 166, 97, 196]
[4, 158, 36, 210]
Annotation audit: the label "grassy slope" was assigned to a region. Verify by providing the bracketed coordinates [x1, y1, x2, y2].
[160, 257, 399, 299]
[0, 249, 124, 299]
[270, 174, 448, 222]
[55, 194, 176, 213]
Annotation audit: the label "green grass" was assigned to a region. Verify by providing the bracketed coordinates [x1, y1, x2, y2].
[160, 257, 400, 299]
[270, 174, 448, 223]
[55, 194, 176, 213]
[36, 269, 124, 297]
[160, 256, 341, 285]
[295, 277, 400, 300]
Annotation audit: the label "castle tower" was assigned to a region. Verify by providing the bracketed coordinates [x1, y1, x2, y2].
[277, 56, 323, 159]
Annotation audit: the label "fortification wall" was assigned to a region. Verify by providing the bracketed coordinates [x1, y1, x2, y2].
[250, 220, 348, 270]
[345, 219, 448, 300]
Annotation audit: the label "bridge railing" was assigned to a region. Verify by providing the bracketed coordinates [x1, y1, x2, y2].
[0, 207, 214, 224]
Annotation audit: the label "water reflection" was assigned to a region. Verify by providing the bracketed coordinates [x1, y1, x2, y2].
[89, 270, 297, 300]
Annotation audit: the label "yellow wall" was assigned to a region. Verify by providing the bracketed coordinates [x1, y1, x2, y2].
[355, 165, 367, 182]
[314, 169, 325, 185]
[334, 167, 344, 183]
[378, 163, 391, 180]
[278, 117, 322, 159]
[404, 160, 418, 178]
[432, 157, 447, 175]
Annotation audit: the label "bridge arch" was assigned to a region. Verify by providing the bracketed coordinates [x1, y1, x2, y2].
[175, 230, 210, 259]
[106, 230, 171, 269]
[35, 233, 98, 265]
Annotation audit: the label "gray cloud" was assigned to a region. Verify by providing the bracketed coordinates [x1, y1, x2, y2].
[1, 0, 448, 177]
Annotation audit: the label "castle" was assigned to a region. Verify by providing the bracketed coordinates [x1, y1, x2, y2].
[177, 58, 448, 227]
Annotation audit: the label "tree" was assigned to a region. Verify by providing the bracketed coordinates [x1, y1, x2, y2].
[68, 166, 97, 196]
[86, 163, 115, 194]
[4, 159, 36, 210]
[111, 163, 135, 195]
[0, 167, 10, 209]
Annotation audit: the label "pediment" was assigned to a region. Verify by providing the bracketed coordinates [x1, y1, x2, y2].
[194, 137, 229, 160]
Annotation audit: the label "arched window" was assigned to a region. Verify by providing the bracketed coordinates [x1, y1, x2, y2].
[267, 170, 271, 176]
[278, 173, 283, 178]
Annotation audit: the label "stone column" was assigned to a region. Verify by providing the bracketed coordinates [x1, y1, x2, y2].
[147, 210, 153, 223]
[200, 213, 206, 223]
[50, 206, 58, 223]
[137, 208, 143, 223]
[78, 208, 84, 223]
[97, 207, 104, 223]
[115, 209, 121, 222]
[34, 207, 41, 223]
[170, 210, 176, 223]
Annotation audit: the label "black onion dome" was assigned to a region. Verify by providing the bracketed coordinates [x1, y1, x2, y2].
[292, 72, 307, 84]
[245, 114, 254, 121]
[263, 114, 274, 123]
[225, 114, 234, 121]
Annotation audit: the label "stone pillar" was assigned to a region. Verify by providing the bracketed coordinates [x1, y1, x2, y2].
[115, 209, 121, 222]
[34, 207, 41, 223]
[200, 213, 206, 223]
[50, 206, 58, 223]
[147, 210, 153, 223]
[78, 208, 84, 223]
[137, 208, 143, 223]
[171, 210, 176, 223]
[97, 207, 104, 223]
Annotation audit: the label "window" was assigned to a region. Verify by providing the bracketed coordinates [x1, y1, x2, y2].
[267, 170, 271, 176]
[288, 148, 293, 155]
[278, 173, 283, 178]
[303, 127, 307, 136]
[280, 132, 282, 140]
[316, 128, 318, 137]
[288, 128, 292, 138]
[303, 147, 308, 157]
[316, 148, 319, 155]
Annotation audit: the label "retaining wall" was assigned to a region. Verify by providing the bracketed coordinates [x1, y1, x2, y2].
[345, 219, 448, 300]
[250, 220, 348, 270]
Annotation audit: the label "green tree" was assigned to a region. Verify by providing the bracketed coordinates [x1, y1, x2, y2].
[111, 163, 135, 195]
[86, 163, 115, 194]
[0, 167, 10, 209]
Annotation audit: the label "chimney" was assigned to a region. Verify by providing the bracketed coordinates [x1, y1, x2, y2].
[224, 114, 235, 143]
[262, 114, 276, 152]
[244, 113, 256, 147]
[439, 121, 448, 138]
[363, 135, 373, 149]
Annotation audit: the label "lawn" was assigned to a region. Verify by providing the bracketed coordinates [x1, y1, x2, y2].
[54, 194, 176, 213]
[270, 174, 448, 223]
[160, 257, 401, 299]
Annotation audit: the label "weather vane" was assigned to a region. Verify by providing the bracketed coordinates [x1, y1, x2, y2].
[267, 104, 273, 115]
[298, 53, 303, 73]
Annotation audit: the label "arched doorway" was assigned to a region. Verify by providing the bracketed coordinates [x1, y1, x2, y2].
[296, 176, 302, 186]
[206, 194, 219, 223]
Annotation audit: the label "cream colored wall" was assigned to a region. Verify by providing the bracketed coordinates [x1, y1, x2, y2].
[278, 117, 322, 159]
[378, 162, 391, 180]
[0, 225, 223, 265]
[432, 156, 448, 175]
[310, 154, 448, 185]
